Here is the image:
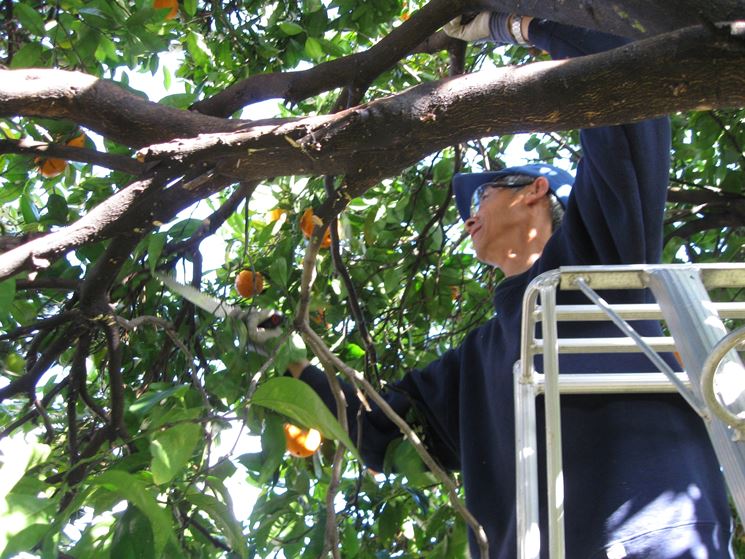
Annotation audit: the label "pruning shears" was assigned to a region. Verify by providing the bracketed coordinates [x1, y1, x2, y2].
[153, 273, 284, 345]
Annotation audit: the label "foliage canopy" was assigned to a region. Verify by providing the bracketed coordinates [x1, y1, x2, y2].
[1, 0, 744, 557]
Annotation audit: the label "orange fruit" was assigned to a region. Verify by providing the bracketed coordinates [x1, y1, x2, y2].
[235, 270, 264, 298]
[34, 133, 88, 178]
[267, 208, 287, 223]
[36, 157, 66, 178]
[66, 133, 86, 148]
[283, 423, 322, 458]
[153, 0, 178, 19]
[299, 208, 331, 248]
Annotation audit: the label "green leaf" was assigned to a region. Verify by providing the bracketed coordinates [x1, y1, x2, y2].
[344, 343, 365, 359]
[185, 492, 249, 559]
[147, 232, 166, 273]
[183, 0, 197, 17]
[91, 470, 176, 556]
[0, 441, 50, 501]
[129, 384, 189, 415]
[149, 422, 201, 485]
[251, 377, 359, 460]
[46, 193, 68, 223]
[20, 194, 40, 223]
[278, 22, 304, 36]
[110, 506, 155, 559]
[8, 43, 45, 68]
[303, 0, 323, 13]
[258, 413, 286, 484]
[0, 280, 16, 310]
[14, 3, 46, 35]
[158, 93, 197, 109]
[304, 37, 323, 60]
[186, 31, 212, 66]
[268, 257, 288, 288]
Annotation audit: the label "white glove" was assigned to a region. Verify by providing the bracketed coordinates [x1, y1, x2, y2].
[247, 308, 283, 344]
[443, 12, 491, 42]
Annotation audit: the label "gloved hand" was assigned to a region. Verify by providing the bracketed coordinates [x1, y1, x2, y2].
[247, 308, 284, 344]
[443, 12, 492, 42]
[443, 12, 530, 46]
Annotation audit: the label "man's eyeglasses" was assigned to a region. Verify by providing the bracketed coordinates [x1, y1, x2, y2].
[470, 175, 536, 217]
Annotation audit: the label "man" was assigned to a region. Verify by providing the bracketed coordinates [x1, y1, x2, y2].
[278, 14, 734, 559]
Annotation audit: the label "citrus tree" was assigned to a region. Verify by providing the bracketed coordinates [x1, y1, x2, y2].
[1, 1, 745, 557]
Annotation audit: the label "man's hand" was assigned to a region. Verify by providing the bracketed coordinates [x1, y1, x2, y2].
[247, 308, 283, 344]
[443, 12, 491, 42]
[443, 12, 532, 46]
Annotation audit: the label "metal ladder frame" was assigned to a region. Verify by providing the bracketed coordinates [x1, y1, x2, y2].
[514, 263, 745, 559]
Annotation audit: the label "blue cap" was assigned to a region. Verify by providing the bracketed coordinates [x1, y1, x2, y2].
[452, 164, 574, 222]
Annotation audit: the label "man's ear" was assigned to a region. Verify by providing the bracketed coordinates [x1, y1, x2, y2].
[525, 176, 550, 203]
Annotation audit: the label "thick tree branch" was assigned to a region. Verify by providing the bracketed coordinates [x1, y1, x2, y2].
[146, 24, 745, 186]
[0, 174, 162, 280]
[668, 185, 745, 208]
[0, 69, 253, 147]
[3, 23, 745, 178]
[0, 168, 234, 282]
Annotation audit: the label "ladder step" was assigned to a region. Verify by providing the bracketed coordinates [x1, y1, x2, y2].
[536, 302, 745, 322]
[534, 336, 676, 353]
[558, 263, 745, 290]
[532, 372, 690, 394]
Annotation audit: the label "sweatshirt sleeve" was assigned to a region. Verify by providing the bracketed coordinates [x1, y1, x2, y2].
[528, 20, 672, 265]
[297, 362, 461, 472]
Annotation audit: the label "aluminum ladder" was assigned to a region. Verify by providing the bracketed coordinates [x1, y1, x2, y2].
[514, 263, 745, 559]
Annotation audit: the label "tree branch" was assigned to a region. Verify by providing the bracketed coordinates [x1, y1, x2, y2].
[0, 321, 85, 402]
[191, 0, 463, 117]
[0, 138, 144, 175]
[0, 69, 252, 147]
[143, 24, 745, 187]
[4, 23, 745, 185]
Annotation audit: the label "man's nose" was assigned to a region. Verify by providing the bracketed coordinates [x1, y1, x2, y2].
[465, 215, 477, 231]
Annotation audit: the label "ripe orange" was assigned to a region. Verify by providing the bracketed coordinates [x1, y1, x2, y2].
[153, 0, 178, 19]
[299, 208, 331, 248]
[283, 423, 322, 458]
[267, 208, 287, 224]
[235, 270, 264, 298]
[34, 133, 88, 178]
[36, 157, 66, 178]
[66, 133, 86, 148]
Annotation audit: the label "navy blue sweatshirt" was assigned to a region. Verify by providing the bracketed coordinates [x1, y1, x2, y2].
[298, 21, 733, 559]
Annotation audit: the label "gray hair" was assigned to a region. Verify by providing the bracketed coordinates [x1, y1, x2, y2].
[548, 192, 564, 232]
